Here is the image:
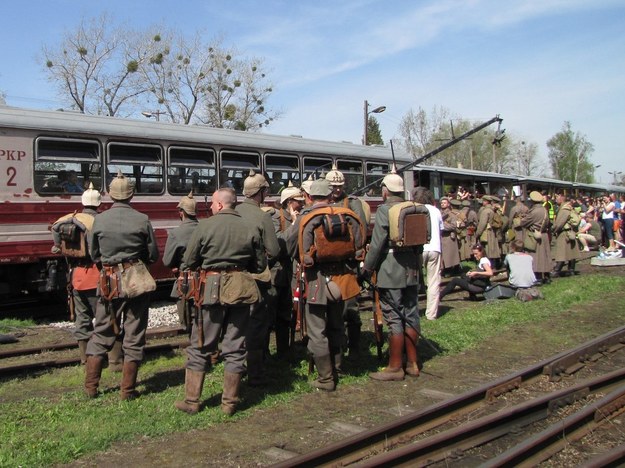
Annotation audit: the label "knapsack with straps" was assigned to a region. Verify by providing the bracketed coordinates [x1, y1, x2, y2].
[388, 201, 431, 248]
[53, 212, 95, 259]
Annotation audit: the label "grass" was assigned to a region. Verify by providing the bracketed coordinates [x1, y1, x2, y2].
[0, 318, 36, 334]
[1, 273, 624, 466]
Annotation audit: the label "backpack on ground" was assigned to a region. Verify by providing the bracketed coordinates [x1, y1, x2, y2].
[53, 212, 94, 259]
[298, 207, 365, 265]
[388, 201, 431, 248]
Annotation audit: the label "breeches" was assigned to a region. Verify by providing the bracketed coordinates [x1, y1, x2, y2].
[305, 302, 344, 357]
[378, 286, 420, 335]
[72, 288, 97, 341]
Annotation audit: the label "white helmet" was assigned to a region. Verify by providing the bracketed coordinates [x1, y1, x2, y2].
[81, 182, 101, 207]
[325, 163, 345, 186]
[382, 164, 404, 193]
[301, 174, 315, 194]
[243, 170, 269, 197]
[280, 184, 304, 205]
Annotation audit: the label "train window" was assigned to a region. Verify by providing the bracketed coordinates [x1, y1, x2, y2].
[168, 147, 216, 195]
[35, 138, 101, 195]
[303, 156, 333, 181]
[220, 150, 260, 194]
[365, 162, 389, 196]
[337, 159, 364, 194]
[107, 143, 163, 195]
[264, 154, 300, 194]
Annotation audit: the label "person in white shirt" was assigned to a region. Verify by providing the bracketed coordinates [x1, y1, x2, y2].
[412, 187, 443, 320]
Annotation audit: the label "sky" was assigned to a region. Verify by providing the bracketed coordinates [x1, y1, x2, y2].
[1, 0, 624, 183]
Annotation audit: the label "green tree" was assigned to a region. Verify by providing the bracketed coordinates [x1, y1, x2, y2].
[546, 121, 595, 183]
[366, 116, 383, 145]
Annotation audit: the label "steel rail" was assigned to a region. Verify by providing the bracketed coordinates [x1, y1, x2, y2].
[483, 384, 625, 467]
[0, 326, 185, 359]
[271, 325, 625, 467]
[356, 368, 625, 467]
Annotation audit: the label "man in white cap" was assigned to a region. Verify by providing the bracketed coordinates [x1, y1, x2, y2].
[85, 172, 159, 400]
[361, 171, 421, 381]
[235, 170, 280, 386]
[51, 183, 123, 369]
[163, 192, 199, 330]
[270, 184, 305, 356]
[325, 165, 368, 360]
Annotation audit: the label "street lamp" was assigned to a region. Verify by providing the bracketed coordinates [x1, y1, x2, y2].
[363, 100, 386, 145]
[608, 170, 622, 184]
[141, 110, 166, 122]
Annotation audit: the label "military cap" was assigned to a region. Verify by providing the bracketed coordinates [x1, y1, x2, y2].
[177, 191, 196, 216]
[243, 170, 270, 197]
[109, 170, 134, 200]
[450, 198, 462, 208]
[81, 182, 101, 207]
[529, 191, 543, 202]
[280, 186, 304, 205]
[482, 195, 493, 202]
[309, 178, 332, 197]
[491, 195, 501, 204]
[461, 200, 471, 207]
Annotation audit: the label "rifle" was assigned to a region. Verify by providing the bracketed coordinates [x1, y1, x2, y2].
[371, 272, 384, 361]
[66, 267, 75, 322]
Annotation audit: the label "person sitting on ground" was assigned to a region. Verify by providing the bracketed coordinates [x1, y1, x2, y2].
[503, 240, 537, 288]
[439, 244, 493, 301]
[577, 213, 601, 252]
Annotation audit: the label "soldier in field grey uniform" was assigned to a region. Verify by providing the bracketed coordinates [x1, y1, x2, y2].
[175, 188, 266, 416]
[162, 192, 199, 329]
[85, 172, 159, 400]
[235, 171, 280, 386]
[361, 172, 421, 381]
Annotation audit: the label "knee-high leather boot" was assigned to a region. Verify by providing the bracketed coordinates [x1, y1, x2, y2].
[221, 371, 243, 416]
[107, 339, 124, 372]
[404, 328, 420, 378]
[551, 261, 565, 278]
[311, 354, 335, 391]
[120, 360, 139, 400]
[174, 369, 205, 414]
[369, 333, 405, 381]
[85, 355, 104, 398]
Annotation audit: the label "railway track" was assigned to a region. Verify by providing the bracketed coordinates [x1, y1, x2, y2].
[271, 325, 625, 467]
[0, 326, 188, 376]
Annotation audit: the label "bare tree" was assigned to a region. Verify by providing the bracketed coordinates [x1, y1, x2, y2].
[511, 140, 541, 176]
[41, 14, 143, 116]
[398, 105, 450, 159]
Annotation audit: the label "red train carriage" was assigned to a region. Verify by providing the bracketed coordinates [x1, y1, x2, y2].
[0, 106, 407, 299]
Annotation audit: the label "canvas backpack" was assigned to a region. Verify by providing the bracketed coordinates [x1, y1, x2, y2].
[388, 201, 431, 248]
[568, 209, 582, 228]
[53, 212, 95, 259]
[491, 210, 504, 229]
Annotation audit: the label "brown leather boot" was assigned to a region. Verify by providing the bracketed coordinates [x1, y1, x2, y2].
[370, 334, 405, 381]
[174, 369, 205, 414]
[221, 371, 243, 416]
[107, 339, 124, 373]
[85, 355, 104, 398]
[120, 360, 139, 401]
[404, 327, 420, 378]
[311, 354, 336, 391]
[246, 350, 267, 387]
[78, 340, 88, 365]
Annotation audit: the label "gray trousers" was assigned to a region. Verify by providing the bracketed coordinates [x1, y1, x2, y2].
[72, 288, 97, 341]
[186, 304, 250, 374]
[246, 283, 275, 352]
[305, 302, 344, 357]
[87, 294, 150, 362]
[379, 286, 420, 335]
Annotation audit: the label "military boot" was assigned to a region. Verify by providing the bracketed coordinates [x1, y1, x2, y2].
[107, 339, 124, 372]
[568, 260, 579, 275]
[311, 354, 336, 391]
[551, 261, 565, 278]
[84, 355, 104, 398]
[221, 371, 243, 416]
[120, 360, 140, 401]
[346, 325, 361, 359]
[404, 328, 420, 378]
[77, 340, 88, 365]
[331, 347, 343, 378]
[174, 369, 205, 414]
[246, 350, 268, 387]
[369, 334, 405, 381]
